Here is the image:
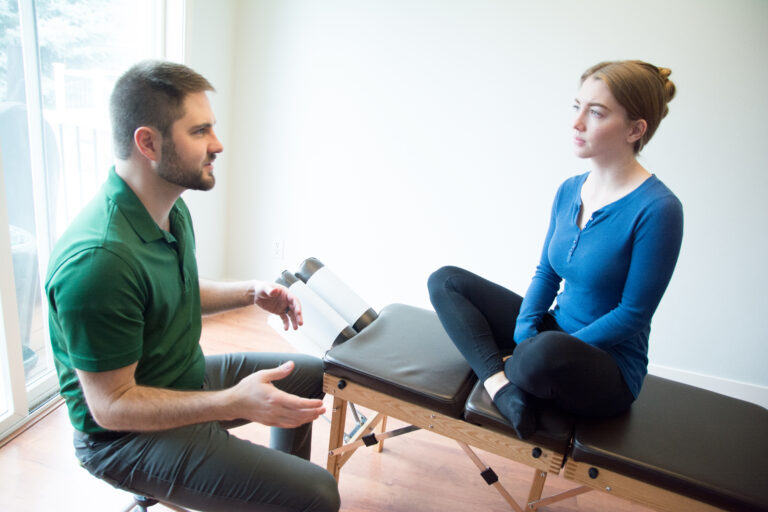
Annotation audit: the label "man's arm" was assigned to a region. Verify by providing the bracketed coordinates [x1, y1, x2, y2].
[199, 279, 303, 330]
[199, 279, 259, 314]
[76, 360, 324, 432]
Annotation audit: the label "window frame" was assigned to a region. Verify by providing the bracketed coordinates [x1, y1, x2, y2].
[0, 0, 185, 443]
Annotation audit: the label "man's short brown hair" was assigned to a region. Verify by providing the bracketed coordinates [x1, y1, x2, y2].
[110, 61, 214, 159]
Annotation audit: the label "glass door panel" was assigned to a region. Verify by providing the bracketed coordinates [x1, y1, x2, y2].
[1, 0, 174, 437]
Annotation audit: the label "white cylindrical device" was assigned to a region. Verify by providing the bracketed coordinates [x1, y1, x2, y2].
[295, 257, 378, 332]
[276, 271, 357, 349]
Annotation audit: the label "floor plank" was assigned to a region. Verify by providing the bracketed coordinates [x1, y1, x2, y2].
[0, 306, 652, 511]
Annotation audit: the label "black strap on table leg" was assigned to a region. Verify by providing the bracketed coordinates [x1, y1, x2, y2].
[480, 467, 499, 485]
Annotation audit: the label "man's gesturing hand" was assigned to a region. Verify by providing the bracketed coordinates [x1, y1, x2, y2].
[255, 283, 303, 331]
[231, 361, 325, 428]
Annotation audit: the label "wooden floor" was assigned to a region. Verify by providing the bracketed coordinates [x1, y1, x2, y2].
[0, 306, 653, 512]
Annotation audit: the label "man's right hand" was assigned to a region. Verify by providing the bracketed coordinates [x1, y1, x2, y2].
[78, 359, 325, 432]
[230, 361, 326, 428]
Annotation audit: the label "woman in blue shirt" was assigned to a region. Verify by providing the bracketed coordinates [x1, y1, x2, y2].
[428, 61, 683, 439]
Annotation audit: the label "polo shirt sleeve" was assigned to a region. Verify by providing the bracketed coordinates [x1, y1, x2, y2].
[48, 247, 146, 372]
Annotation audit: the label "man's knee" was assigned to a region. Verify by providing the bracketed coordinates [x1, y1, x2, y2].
[305, 470, 341, 512]
[288, 353, 325, 399]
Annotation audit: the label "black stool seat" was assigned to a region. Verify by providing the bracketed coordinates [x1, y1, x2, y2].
[323, 303, 477, 417]
[571, 375, 768, 512]
[463, 381, 575, 453]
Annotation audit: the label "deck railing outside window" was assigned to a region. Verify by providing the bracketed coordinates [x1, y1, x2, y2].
[0, 0, 181, 442]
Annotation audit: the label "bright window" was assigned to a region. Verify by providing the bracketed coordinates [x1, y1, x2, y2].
[0, 0, 182, 441]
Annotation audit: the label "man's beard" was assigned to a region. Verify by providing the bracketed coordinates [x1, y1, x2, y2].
[157, 138, 216, 191]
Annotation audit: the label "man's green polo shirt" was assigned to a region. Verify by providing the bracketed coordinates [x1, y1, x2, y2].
[46, 167, 204, 434]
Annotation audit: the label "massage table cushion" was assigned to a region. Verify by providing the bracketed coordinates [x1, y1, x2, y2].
[570, 375, 768, 511]
[323, 302, 575, 449]
[323, 303, 476, 417]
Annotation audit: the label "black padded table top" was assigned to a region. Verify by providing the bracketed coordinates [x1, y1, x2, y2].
[571, 375, 768, 512]
[463, 381, 575, 453]
[323, 303, 477, 417]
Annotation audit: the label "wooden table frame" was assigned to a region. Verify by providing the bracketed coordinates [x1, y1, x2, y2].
[323, 373, 726, 512]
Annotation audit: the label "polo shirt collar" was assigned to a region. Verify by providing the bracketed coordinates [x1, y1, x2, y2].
[104, 166, 178, 244]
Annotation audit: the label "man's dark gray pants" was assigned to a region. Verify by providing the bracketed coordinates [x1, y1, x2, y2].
[74, 352, 340, 511]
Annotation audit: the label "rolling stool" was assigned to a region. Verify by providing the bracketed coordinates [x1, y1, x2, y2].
[123, 495, 191, 512]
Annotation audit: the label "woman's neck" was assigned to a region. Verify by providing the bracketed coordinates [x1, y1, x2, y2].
[588, 151, 650, 189]
[578, 152, 652, 229]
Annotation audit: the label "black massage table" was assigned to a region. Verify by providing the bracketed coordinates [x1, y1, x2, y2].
[323, 303, 768, 511]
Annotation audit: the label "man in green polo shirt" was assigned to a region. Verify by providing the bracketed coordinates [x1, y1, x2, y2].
[46, 61, 340, 511]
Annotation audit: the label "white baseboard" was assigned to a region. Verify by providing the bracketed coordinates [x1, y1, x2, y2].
[648, 364, 768, 409]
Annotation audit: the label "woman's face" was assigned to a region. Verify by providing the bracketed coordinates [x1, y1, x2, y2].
[572, 76, 638, 161]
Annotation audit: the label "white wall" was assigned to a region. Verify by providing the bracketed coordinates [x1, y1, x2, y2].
[186, 0, 768, 405]
[180, 0, 236, 278]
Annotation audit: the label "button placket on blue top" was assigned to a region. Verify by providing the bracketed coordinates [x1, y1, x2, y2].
[569, 199, 583, 263]
[568, 231, 580, 263]
[569, 198, 605, 262]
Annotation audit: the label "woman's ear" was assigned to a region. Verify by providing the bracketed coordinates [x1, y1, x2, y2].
[627, 119, 648, 144]
[133, 126, 161, 162]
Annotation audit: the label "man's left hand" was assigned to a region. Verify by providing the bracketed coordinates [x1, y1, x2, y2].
[255, 283, 303, 330]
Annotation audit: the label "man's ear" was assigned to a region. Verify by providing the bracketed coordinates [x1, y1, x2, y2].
[627, 119, 648, 144]
[134, 126, 161, 162]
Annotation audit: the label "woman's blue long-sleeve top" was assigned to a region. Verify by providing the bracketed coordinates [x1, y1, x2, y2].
[513, 172, 683, 397]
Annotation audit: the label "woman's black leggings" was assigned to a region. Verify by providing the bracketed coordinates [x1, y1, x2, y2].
[427, 266, 634, 417]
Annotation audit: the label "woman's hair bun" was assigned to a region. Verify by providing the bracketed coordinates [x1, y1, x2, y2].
[658, 67, 676, 103]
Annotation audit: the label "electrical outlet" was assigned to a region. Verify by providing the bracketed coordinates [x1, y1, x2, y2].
[271, 240, 285, 259]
